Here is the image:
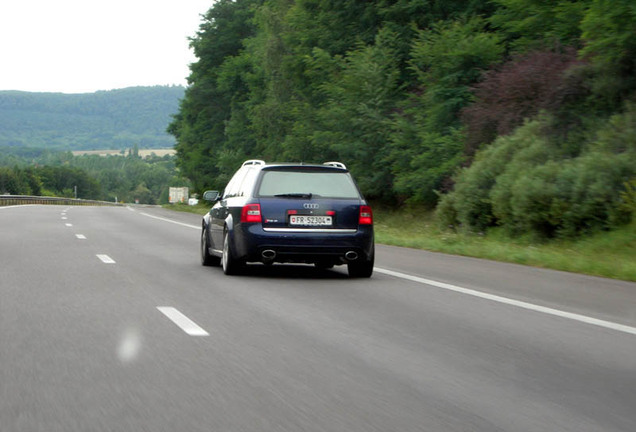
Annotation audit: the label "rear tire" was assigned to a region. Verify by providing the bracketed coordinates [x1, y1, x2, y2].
[348, 247, 374, 278]
[222, 230, 242, 275]
[201, 228, 220, 266]
[348, 260, 374, 278]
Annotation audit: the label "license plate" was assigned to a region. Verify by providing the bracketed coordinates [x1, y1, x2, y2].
[289, 215, 332, 226]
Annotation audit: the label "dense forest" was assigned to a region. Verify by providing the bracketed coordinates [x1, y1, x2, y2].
[169, 0, 635, 239]
[0, 86, 184, 150]
[0, 147, 188, 204]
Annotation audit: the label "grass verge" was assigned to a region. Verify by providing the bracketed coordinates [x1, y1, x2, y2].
[375, 207, 636, 282]
[164, 203, 636, 282]
[163, 202, 210, 215]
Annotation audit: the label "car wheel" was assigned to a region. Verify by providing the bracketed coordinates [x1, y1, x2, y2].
[348, 260, 374, 278]
[347, 248, 374, 278]
[222, 230, 242, 275]
[201, 227, 220, 266]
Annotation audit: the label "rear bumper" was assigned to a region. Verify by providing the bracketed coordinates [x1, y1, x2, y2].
[232, 224, 374, 264]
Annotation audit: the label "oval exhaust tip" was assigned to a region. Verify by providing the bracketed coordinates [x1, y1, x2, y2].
[262, 249, 276, 260]
[345, 251, 358, 261]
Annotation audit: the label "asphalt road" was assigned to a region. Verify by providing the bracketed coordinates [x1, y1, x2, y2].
[1, 204, 635, 432]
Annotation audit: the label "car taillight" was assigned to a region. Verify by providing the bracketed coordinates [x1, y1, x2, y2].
[241, 204, 262, 223]
[359, 205, 373, 225]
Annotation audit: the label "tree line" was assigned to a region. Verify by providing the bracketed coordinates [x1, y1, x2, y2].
[0, 148, 188, 204]
[169, 0, 635, 239]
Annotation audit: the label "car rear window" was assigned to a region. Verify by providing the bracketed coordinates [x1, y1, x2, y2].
[257, 170, 361, 199]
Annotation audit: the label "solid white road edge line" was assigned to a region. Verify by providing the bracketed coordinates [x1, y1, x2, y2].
[157, 307, 209, 336]
[96, 254, 116, 264]
[139, 212, 199, 230]
[133, 208, 634, 336]
[375, 267, 636, 336]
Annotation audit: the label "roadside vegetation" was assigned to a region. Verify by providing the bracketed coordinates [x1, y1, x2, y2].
[374, 207, 636, 282]
[0, 147, 189, 204]
[169, 1, 635, 240]
[165, 0, 635, 281]
[163, 202, 210, 215]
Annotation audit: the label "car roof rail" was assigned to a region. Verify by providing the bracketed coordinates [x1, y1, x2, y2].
[323, 161, 347, 169]
[242, 159, 266, 167]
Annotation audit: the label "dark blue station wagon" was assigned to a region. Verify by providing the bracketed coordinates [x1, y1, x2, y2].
[201, 160, 374, 277]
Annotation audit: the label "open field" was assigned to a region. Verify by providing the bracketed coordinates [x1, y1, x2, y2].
[71, 148, 176, 158]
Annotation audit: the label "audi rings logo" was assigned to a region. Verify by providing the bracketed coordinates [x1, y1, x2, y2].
[303, 203, 319, 209]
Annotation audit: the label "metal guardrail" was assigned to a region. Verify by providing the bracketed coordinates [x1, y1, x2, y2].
[0, 195, 123, 207]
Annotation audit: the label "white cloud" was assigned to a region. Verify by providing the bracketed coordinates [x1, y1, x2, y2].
[0, 0, 212, 93]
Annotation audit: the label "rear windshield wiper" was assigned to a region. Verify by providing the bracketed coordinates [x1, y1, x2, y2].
[274, 193, 313, 199]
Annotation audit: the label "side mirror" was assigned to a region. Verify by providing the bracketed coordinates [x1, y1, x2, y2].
[202, 190, 220, 202]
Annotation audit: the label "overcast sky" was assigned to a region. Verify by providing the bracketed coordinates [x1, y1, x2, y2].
[0, 0, 212, 94]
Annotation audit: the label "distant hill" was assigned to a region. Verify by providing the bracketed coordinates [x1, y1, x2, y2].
[0, 86, 184, 150]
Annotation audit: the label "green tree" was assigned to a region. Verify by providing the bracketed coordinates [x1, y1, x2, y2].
[0, 167, 23, 194]
[167, 0, 259, 192]
[489, 0, 590, 52]
[390, 18, 503, 205]
[37, 166, 101, 199]
[580, 0, 636, 110]
[317, 29, 403, 199]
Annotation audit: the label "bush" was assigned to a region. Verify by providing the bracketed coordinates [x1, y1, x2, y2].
[616, 179, 636, 224]
[461, 48, 585, 155]
[437, 105, 636, 238]
[498, 154, 633, 237]
[437, 119, 546, 231]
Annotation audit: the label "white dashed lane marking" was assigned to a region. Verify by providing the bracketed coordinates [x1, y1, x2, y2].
[157, 307, 209, 336]
[96, 254, 115, 264]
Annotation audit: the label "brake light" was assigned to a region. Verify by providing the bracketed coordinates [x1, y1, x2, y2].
[359, 205, 373, 225]
[241, 204, 262, 223]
